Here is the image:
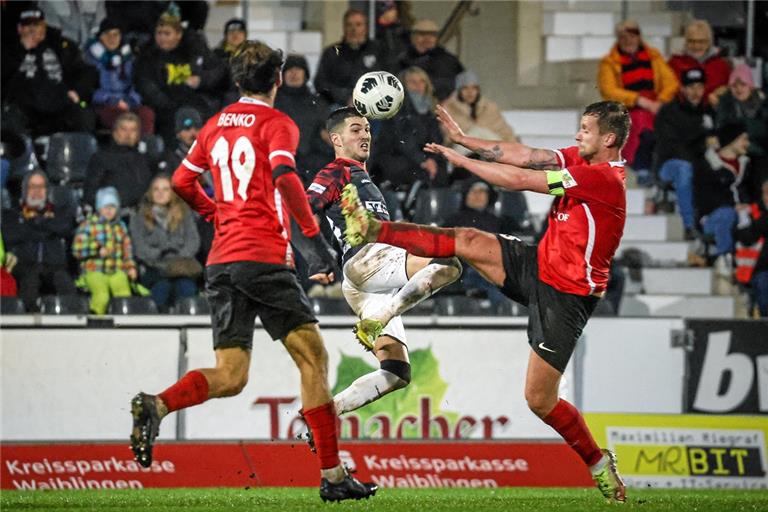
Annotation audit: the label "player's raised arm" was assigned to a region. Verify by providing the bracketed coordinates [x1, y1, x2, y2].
[172, 142, 216, 223]
[425, 142, 550, 194]
[436, 105, 561, 169]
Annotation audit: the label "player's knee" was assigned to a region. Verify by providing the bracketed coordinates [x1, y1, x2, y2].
[220, 372, 248, 397]
[525, 388, 555, 418]
[381, 359, 411, 389]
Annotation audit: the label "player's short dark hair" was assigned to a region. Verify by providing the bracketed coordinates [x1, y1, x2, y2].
[230, 40, 284, 95]
[326, 106, 365, 134]
[582, 101, 631, 148]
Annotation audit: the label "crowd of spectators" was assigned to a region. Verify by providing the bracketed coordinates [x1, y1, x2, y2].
[0, 2, 765, 317]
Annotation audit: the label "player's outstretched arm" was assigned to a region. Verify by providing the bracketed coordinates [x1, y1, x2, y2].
[436, 105, 561, 169]
[425, 143, 549, 194]
[171, 165, 216, 222]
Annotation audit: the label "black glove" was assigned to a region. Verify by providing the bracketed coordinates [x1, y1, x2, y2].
[306, 233, 339, 277]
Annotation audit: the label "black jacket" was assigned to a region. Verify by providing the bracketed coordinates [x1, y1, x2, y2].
[396, 45, 464, 101]
[275, 84, 334, 182]
[314, 39, 390, 106]
[2, 200, 76, 268]
[84, 143, 154, 208]
[693, 149, 753, 219]
[654, 97, 714, 168]
[1, 26, 97, 113]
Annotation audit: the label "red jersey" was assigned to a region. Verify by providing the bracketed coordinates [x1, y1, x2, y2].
[537, 146, 626, 296]
[178, 98, 299, 266]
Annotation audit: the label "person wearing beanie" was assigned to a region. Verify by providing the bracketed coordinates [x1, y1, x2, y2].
[275, 54, 334, 183]
[395, 18, 465, 101]
[693, 121, 756, 276]
[84, 18, 155, 134]
[668, 19, 731, 107]
[716, 63, 768, 159]
[158, 106, 204, 178]
[441, 70, 518, 157]
[212, 17, 248, 105]
[654, 66, 717, 238]
[1, 169, 77, 311]
[73, 186, 138, 314]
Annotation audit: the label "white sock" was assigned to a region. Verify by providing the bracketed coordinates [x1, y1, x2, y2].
[334, 369, 407, 414]
[321, 463, 346, 483]
[372, 260, 461, 325]
[590, 453, 609, 475]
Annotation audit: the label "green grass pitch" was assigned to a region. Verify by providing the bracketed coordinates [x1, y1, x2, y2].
[2, 487, 767, 511]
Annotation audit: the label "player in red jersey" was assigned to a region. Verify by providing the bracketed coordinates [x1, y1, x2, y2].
[341, 101, 629, 503]
[129, 41, 376, 502]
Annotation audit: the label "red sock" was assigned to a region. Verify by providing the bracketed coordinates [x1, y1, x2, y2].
[543, 399, 603, 467]
[302, 402, 341, 469]
[376, 222, 456, 257]
[158, 370, 209, 413]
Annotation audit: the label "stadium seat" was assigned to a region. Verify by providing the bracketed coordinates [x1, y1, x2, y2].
[46, 132, 99, 185]
[0, 297, 26, 314]
[172, 296, 211, 315]
[411, 188, 462, 225]
[310, 297, 353, 316]
[107, 297, 159, 315]
[2, 131, 38, 179]
[138, 134, 165, 163]
[494, 190, 536, 236]
[434, 295, 493, 316]
[408, 298, 434, 316]
[38, 295, 90, 315]
[495, 300, 527, 317]
[380, 189, 404, 221]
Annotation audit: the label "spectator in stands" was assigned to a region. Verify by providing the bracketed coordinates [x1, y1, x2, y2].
[2, 170, 77, 311]
[314, 8, 390, 107]
[370, 66, 447, 189]
[441, 70, 518, 146]
[130, 175, 200, 312]
[158, 107, 202, 178]
[1, 8, 97, 137]
[84, 112, 154, 211]
[38, 0, 106, 48]
[85, 18, 155, 135]
[716, 64, 768, 162]
[374, 0, 412, 57]
[736, 179, 768, 317]
[104, 1, 168, 50]
[668, 19, 731, 107]
[694, 122, 754, 276]
[396, 18, 464, 101]
[275, 55, 334, 183]
[73, 186, 137, 314]
[654, 67, 716, 239]
[133, 11, 224, 145]
[598, 19, 678, 183]
[0, 234, 18, 297]
[444, 180, 507, 308]
[213, 18, 247, 106]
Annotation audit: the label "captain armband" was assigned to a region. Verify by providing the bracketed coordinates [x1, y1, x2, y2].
[546, 169, 578, 197]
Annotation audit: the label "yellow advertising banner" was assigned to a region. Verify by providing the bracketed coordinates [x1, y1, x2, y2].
[585, 414, 768, 489]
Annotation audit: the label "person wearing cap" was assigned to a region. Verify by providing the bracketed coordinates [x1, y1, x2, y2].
[598, 19, 678, 180]
[396, 18, 464, 101]
[441, 70, 518, 148]
[2, 169, 78, 312]
[693, 121, 756, 276]
[157, 107, 204, 180]
[314, 8, 390, 107]
[85, 18, 155, 135]
[133, 10, 225, 145]
[716, 64, 768, 159]
[654, 67, 717, 238]
[275, 54, 334, 183]
[73, 186, 138, 314]
[1, 7, 98, 137]
[668, 19, 731, 107]
[84, 112, 154, 211]
[213, 18, 248, 105]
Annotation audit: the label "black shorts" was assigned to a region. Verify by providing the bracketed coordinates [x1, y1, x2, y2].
[205, 261, 317, 349]
[496, 234, 599, 373]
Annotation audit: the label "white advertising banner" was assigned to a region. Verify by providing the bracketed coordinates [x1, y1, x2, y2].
[0, 329, 180, 440]
[182, 328, 574, 440]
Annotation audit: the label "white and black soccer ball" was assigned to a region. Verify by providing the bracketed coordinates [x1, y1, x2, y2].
[352, 71, 404, 120]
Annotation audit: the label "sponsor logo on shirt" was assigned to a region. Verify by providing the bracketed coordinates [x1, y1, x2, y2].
[561, 170, 577, 189]
[555, 212, 570, 222]
[364, 201, 388, 214]
[308, 183, 326, 194]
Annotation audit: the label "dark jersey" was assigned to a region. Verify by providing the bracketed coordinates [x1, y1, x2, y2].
[307, 157, 390, 261]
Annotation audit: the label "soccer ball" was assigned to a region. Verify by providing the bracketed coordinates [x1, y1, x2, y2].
[352, 71, 405, 120]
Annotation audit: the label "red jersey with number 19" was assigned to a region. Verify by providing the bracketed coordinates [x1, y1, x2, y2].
[181, 97, 299, 266]
[537, 146, 626, 296]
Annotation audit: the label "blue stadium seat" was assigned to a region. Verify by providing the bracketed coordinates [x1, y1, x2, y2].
[107, 297, 159, 315]
[172, 296, 210, 315]
[38, 295, 90, 315]
[2, 132, 38, 179]
[310, 297, 353, 316]
[434, 295, 493, 316]
[411, 188, 462, 225]
[138, 134, 164, 163]
[0, 297, 26, 315]
[46, 132, 98, 185]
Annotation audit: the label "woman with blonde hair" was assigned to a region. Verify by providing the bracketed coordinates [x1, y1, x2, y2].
[129, 174, 200, 312]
